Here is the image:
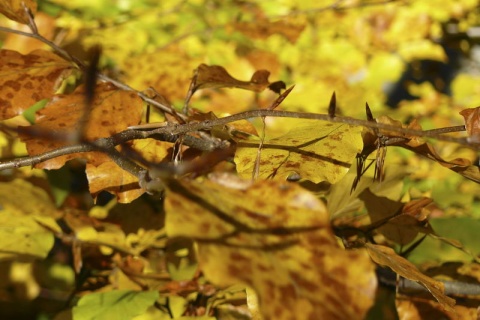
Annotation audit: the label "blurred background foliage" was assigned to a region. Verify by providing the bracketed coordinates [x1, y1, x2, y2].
[1, 0, 480, 319]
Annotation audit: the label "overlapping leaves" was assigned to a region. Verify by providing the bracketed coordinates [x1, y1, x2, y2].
[165, 176, 377, 319]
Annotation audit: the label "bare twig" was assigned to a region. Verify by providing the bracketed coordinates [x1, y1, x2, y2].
[0, 26, 187, 120]
[0, 129, 226, 172]
[145, 110, 470, 146]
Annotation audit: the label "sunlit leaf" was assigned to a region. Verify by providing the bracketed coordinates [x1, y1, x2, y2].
[0, 0, 37, 24]
[122, 47, 201, 102]
[73, 289, 159, 320]
[86, 161, 145, 203]
[0, 49, 73, 120]
[165, 177, 377, 319]
[235, 120, 363, 183]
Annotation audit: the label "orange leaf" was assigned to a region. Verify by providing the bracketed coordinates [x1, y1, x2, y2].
[86, 162, 144, 203]
[459, 107, 480, 143]
[366, 243, 456, 312]
[22, 82, 144, 169]
[0, 49, 73, 120]
[194, 64, 272, 93]
[0, 0, 37, 24]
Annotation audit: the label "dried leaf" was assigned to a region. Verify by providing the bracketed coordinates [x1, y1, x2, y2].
[0, 49, 73, 120]
[366, 243, 456, 312]
[193, 64, 275, 93]
[0, 0, 37, 24]
[165, 177, 377, 319]
[21, 82, 144, 169]
[235, 120, 363, 183]
[459, 107, 480, 143]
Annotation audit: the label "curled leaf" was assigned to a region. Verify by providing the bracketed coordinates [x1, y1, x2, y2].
[459, 107, 480, 143]
[366, 243, 456, 312]
[0, 0, 37, 24]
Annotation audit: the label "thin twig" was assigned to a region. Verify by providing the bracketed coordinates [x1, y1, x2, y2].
[0, 26, 187, 120]
[0, 129, 225, 171]
[146, 110, 471, 146]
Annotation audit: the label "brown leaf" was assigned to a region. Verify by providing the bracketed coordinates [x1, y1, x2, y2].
[366, 243, 456, 312]
[194, 64, 273, 93]
[0, 0, 37, 24]
[459, 107, 480, 143]
[0, 49, 74, 120]
[21, 82, 144, 169]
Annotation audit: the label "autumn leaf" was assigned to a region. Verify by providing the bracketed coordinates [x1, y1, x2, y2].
[364, 116, 480, 183]
[86, 161, 143, 203]
[459, 107, 480, 143]
[0, 0, 37, 24]
[235, 120, 363, 183]
[365, 243, 456, 312]
[0, 49, 74, 120]
[21, 82, 144, 169]
[165, 176, 377, 319]
[0, 179, 60, 259]
[122, 47, 201, 102]
[192, 64, 279, 93]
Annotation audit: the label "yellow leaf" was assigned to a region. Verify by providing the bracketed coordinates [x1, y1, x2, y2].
[122, 47, 201, 102]
[165, 177, 377, 319]
[397, 40, 447, 62]
[0, 215, 54, 259]
[0, 179, 60, 219]
[235, 120, 363, 183]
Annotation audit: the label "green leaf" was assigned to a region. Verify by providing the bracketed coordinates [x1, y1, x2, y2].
[73, 290, 159, 320]
[23, 99, 49, 124]
[234, 120, 362, 183]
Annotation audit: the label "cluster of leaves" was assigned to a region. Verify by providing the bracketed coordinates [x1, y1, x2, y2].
[0, 0, 480, 319]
